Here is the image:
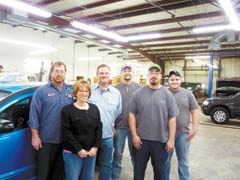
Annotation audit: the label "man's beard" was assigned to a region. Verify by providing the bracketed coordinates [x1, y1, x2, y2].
[149, 79, 158, 86]
[124, 76, 131, 81]
[53, 77, 64, 84]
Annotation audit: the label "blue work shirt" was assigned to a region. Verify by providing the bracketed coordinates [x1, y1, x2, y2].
[29, 82, 73, 144]
[88, 84, 122, 139]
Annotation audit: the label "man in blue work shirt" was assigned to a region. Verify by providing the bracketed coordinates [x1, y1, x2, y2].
[88, 64, 122, 180]
[29, 61, 73, 180]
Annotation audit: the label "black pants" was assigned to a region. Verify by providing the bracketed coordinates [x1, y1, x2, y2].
[133, 139, 167, 180]
[37, 143, 65, 180]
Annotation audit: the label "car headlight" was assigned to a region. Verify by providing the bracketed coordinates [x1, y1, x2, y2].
[202, 100, 209, 106]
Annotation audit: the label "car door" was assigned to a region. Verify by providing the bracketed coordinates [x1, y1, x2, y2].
[0, 92, 36, 180]
[232, 93, 240, 118]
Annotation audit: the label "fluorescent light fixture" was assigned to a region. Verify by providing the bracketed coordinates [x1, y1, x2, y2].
[0, 0, 52, 18]
[218, 0, 240, 29]
[185, 55, 210, 59]
[71, 21, 161, 42]
[64, 28, 81, 34]
[126, 33, 160, 41]
[193, 0, 240, 33]
[71, 21, 127, 42]
[192, 59, 218, 69]
[192, 25, 235, 33]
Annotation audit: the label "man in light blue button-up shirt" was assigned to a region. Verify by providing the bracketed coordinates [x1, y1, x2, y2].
[88, 64, 122, 180]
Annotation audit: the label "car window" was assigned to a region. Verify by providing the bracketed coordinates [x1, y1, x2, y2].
[0, 98, 31, 129]
[0, 90, 11, 100]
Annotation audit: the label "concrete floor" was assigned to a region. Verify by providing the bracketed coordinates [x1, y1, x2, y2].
[95, 112, 240, 180]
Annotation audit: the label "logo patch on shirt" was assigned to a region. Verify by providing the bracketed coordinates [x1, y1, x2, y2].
[66, 93, 72, 98]
[48, 93, 55, 96]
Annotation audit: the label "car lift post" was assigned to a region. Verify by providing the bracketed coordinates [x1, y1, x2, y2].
[207, 53, 214, 98]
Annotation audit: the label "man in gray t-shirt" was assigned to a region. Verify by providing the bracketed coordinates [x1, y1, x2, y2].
[112, 64, 141, 180]
[165, 70, 199, 180]
[129, 63, 178, 180]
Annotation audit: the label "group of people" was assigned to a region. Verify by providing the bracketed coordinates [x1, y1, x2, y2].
[28, 61, 199, 180]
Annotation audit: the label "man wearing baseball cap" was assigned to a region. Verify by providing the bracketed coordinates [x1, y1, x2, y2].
[129, 63, 178, 180]
[112, 64, 141, 180]
[166, 70, 199, 180]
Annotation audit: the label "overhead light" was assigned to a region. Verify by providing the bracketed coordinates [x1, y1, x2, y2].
[192, 25, 235, 33]
[193, 59, 218, 69]
[71, 21, 127, 42]
[71, 20, 161, 42]
[185, 55, 210, 59]
[63, 28, 81, 34]
[126, 33, 160, 41]
[193, 0, 240, 33]
[0, 0, 52, 18]
[218, 0, 240, 29]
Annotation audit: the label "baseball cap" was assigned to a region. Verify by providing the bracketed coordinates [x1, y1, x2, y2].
[148, 63, 161, 72]
[169, 70, 181, 77]
[121, 64, 132, 71]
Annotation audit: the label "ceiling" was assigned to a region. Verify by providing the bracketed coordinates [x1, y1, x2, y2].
[1, 0, 240, 64]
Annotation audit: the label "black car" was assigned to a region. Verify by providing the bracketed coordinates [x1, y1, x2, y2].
[214, 86, 240, 97]
[201, 92, 240, 124]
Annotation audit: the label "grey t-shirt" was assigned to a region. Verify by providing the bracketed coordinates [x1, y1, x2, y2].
[169, 88, 199, 133]
[115, 81, 141, 128]
[128, 85, 179, 143]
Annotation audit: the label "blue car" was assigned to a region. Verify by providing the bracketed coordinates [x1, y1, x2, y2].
[0, 83, 46, 180]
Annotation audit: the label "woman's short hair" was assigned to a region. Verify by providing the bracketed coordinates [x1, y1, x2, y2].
[73, 80, 91, 99]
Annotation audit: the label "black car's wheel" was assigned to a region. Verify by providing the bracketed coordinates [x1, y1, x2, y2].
[210, 107, 230, 124]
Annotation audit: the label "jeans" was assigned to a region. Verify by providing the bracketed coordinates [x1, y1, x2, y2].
[165, 133, 190, 180]
[98, 137, 114, 180]
[37, 143, 65, 180]
[112, 127, 134, 180]
[63, 151, 96, 180]
[134, 139, 167, 180]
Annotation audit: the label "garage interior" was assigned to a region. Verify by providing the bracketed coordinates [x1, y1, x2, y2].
[0, 1, 240, 180]
[0, 0, 239, 91]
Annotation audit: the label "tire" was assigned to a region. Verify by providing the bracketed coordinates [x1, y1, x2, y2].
[210, 107, 230, 124]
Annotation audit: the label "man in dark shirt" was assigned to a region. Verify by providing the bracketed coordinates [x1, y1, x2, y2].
[129, 64, 178, 180]
[112, 64, 141, 180]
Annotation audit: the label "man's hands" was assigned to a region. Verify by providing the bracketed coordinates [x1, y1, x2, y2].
[186, 129, 197, 142]
[31, 134, 42, 150]
[132, 135, 142, 150]
[165, 139, 174, 152]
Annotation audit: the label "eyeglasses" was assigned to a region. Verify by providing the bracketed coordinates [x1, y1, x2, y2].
[54, 70, 65, 74]
[78, 90, 89, 93]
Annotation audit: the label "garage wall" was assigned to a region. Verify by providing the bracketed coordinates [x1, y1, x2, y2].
[221, 58, 240, 78]
[0, 23, 135, 83]
[1, 23, 239, 86]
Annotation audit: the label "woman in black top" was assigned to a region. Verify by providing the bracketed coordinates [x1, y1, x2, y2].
[61, 80, 102, 180]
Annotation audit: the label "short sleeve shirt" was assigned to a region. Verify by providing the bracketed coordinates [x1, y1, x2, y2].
[128, 86, 179, 143]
